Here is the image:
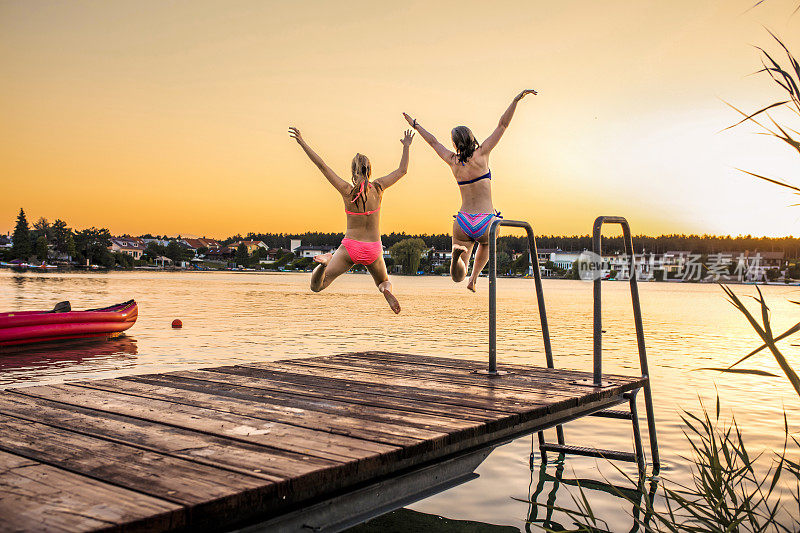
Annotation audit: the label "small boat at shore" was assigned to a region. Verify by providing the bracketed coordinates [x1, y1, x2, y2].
[0, 300, 138, 347]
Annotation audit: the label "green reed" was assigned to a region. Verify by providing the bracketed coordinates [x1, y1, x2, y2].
[716, 286, 800, 398]
[525, 399, 799, 532]
[523, 19, 800, 533]
[725, 31, 800, 197]
[719, 30, 800, 392]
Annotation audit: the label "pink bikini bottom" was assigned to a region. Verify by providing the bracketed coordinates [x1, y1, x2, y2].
[342, 238, 382, 265]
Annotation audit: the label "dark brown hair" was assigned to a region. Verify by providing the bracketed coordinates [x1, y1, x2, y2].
[349, 153, 372, 210]
[451, 126, 479, 164]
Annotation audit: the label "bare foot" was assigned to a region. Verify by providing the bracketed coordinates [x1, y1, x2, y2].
[313, 253, 332, 266]
[467, 278, 477, 292]
[382, 289, 401, 314]
[451, 245, 469, 283]
[452, 244, 468, 260]
[379, 282, 401, 314]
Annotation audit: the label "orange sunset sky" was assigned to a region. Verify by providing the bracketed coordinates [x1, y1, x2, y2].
[1, 0, 799, 238]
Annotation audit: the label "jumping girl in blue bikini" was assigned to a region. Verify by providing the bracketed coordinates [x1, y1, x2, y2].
[403, 89, 537, 291]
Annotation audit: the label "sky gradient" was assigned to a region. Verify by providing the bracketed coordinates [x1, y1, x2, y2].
[2, 0, 799, 238]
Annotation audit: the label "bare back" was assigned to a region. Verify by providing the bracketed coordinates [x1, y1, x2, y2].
[341, 183, 384, 242]
[449, 150, 494, 214]
[403, 89, 537, 217]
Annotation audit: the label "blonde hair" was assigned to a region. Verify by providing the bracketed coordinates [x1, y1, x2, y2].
[349, 153, 372, 210]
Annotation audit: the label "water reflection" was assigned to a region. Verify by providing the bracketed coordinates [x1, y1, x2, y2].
[4, 271, 800, 529]
[526, 452, 658, 533]
[350, 507, 521, 532]
[0, 335, 138, 387]
[353, 448, 660, 532]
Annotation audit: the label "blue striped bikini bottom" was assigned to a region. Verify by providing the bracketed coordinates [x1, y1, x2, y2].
[454, 210, 502, 240]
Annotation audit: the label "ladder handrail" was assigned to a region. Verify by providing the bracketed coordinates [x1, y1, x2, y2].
[486, 215, 659, 474]
[592, 215, 660, 473]
[487, 218, 553, 373]
[592, 216, 647, 382]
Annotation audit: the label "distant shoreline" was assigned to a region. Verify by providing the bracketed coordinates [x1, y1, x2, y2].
[1, 266, 796, 287]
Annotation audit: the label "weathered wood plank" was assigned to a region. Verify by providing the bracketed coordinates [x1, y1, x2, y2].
[0, 351, 649, 533]
[203, 365, 526, 414]
[228, 360, 638, 437]
[24, 381, 443, 446]
[341, 351, 641, 382]
[0, 414, 274, 528]
[0, 392, 426, 524]
[315, 351, 610, 379]
[217, 363, 578, 409]
[237, 361, 587, 411]
[0, 392, 336, 480]
[12, 384, 402, 458]
[0, 450, 181, 533]
[304, 351, 639, 385]
[0, 414, 268, 502]
[123, 372, 484, 432]
[167, 368, 508, 422]
[113, 374, 509, 454]
[274, 357, 645, 398]
[291, 353, 643, 387]
[231, 360, 641, 430]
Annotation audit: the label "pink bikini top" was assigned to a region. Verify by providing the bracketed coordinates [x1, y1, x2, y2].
[345, 208, 380, 216]
[345, 181, 380, 216]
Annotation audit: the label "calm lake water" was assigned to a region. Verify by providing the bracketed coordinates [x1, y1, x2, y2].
[2, 270, 800, 530]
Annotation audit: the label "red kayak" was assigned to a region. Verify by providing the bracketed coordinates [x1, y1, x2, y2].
[0, 300, 138, 347]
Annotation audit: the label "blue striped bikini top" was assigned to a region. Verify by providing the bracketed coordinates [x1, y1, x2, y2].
[456, 170, 491, 186]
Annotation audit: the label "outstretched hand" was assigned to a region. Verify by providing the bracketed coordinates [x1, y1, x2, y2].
[514, 89, 537, 102]
[402, 112, 417, 129]
[288, 126, 303, 143]
[401, 129, 415, 147]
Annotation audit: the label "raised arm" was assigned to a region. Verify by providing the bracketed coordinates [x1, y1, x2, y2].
[402, 113, 455, 164]
[478, 89, 537, 156]
[288, 127, 351, 195]
[374, 130, 414, 190]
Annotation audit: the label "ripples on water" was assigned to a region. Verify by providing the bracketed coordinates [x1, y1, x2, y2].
[2, 270, 800, 530]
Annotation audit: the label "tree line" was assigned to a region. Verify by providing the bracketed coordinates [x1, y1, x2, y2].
[4, 208, 195, 267]
[232, 231, 800, 257]
[226, 232, 454, 251]
[7, 207, 800, 272]
[7, 208, 116, 266]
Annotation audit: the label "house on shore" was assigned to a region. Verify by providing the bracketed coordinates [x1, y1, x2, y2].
[229, 240, 268, 254]
[293, 244, 336, 258]
[427, 249, 451, 268]
[551, 251, 583, 272]
[205, 246, 235, 261]
[180, 238, 221, 254]
[661, 250, 693, 278]
[716, 250, 786, 280]
[531, 248, 584, 276]
[153, 255, 173, 268]
[752, 251, 785, 269]
[109, 237, 146, 260]
[140, 238, 171, 247]
[536, 248, 560, 266]
[262, 247, 289, 263]
[290, 240, 339, 259]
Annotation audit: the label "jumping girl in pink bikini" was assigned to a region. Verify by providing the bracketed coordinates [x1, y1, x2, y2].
[288, 126, 414, 313]
[403, 89, 536, 291]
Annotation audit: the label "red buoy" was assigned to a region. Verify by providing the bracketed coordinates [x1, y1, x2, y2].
[172, 319, 182, 329]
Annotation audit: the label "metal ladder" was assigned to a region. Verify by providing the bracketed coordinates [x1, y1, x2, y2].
[481, 216, 660, 475]
[526, 458, 659, 533]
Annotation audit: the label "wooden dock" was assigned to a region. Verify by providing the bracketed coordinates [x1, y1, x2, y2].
[0, 351, 646, 532]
